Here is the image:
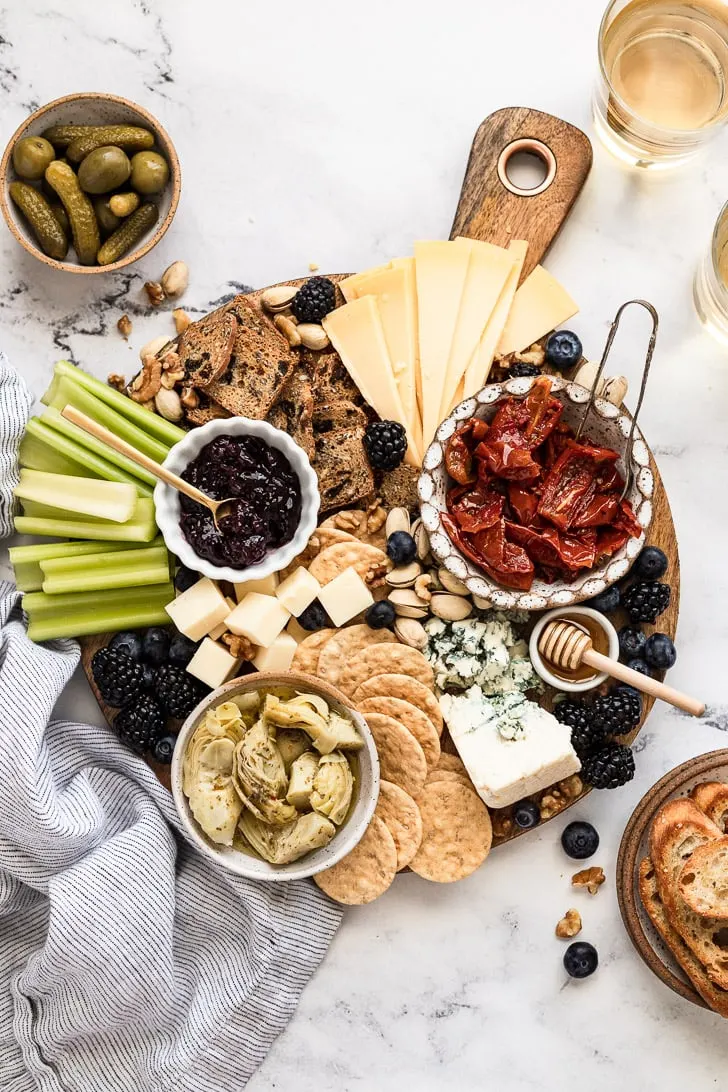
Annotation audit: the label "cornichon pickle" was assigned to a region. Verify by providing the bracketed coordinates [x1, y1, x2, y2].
[12, 136, 55, 181]
[93, 196, 121, 235]
[97, 202, 159, 265]
[49, 201, 70, 235]
[44, 160, 100, 265]
[9, 182, 68, 260]
[77, 146, 131, 194]
[109, 192, 140, 217]
[66, 126, 154, 163]
[42, 124, 96, 149]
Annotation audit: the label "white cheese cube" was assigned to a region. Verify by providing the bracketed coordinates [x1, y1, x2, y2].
[225, 592, 290, 647]
[253, 632, 297, 673]
[275, 567, 321, 616]
[234, 573, 279, 602]
[286, 617, 309, 644]
[209, 597, 236, 641]
[165, 578, 230, 642]
[186, 638, 240, 689]
[316, 566, 374, 627]
[441, 688, 581, 809]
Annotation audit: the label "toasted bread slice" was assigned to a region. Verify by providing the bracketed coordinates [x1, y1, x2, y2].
[307, 348, 367, 409]
[183, 392, 231, 426]
[267, 367, 315, 460]
[312, 400, 367, 435]
[692, 782, 728, 833]
[639, 857, 728, 1017]
[207, 296, 296, 419]
[378, 463, 420, 512]
[650, 798, 728, 988]
[678, 838, 728, 919]
[315, 426, 374, 513]
[177, 311, 238, 388]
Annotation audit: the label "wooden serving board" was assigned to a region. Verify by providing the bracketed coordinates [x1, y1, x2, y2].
[80, 107, 680, 840]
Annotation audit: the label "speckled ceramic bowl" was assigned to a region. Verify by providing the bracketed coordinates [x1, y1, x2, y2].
[171, 672, 380, 882]
[0, 92, 180, 273]
[418, 376, 654, 611]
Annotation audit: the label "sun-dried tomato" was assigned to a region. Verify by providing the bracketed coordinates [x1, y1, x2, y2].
[444, 418, 489, 484]
[447, 481, 504, 533]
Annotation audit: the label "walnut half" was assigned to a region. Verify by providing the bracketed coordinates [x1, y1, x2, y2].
[129, 356, 162, 403]
[556, 909, 582, 938]
[572, 866, 606, 895]
[221, 633, 256, 661]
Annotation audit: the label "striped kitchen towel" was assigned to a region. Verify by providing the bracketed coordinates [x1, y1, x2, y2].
[0, 358, 342, 1092]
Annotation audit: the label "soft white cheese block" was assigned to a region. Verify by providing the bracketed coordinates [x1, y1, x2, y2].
[275, 567, 321, 616]
[440, 687, 580, 809]
[208, 596, 236, 641]
[253, 632, 298, 673]
[186, 638, 240, 689]
[225, 592, 290, 647]
[234, 573, 279, 602]
[165, 578, 230, 643]
[316, 566, 374, 627]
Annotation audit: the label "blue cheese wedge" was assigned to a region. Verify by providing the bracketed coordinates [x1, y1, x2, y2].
[425, 615, 539, 695]
[440, 687, 580, 809]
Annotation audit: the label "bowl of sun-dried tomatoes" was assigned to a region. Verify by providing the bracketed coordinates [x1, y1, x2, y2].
[418, 375, 654, 611]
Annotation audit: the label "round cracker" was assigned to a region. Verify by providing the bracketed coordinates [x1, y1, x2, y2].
[375, 780, 423, 870]
[313, 814, 397, 905]
[317, 625, 396, 688]
[426, 769, 476, 792]
[319, 510, 388, 550]
[358, 696, 440, 772]
[308, 540, 387, 584]
[436, 752, 468, 776]
[280, 528, 360, 578]
[410, 781, 492, 883]
[341, 645, 434, 698]
[290, 629, 336, 675]
[352, 673, 443, 737]
[363, 712, 427, 798]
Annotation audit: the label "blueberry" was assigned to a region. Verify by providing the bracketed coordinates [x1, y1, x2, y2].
[627, 657, 655, 678]
[168, 632, 199, 667]
[153, 734, 176, 764]
[386, 531, 417, 565]
[643, 632, 677, 670]
[618, 626, 646, 662]
[587, 585, 621, 614]
[140, 663, 156, 691]
[174, 564, 199, 593]
[298, 601, 330, 631]
[545, 330, 582, 371]
[142, 627, 171, 666]
[633, 546, 668, 582]
[614, 683, 641, 699]
[367, 601, 396, 629]
[561, 820, 599, 859]
[109, 630, 143, 661]
[514, 800, 540, 829]
[564, 941, 598, 979]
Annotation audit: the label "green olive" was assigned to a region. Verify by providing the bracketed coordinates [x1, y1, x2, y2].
[12, 136, 56, 181]
[77, 146, 131, 195]
[92, 196, 121, 235]
[129, 150, 169, 195]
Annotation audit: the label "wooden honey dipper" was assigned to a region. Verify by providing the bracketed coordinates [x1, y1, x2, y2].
[538, 619, 704, 717]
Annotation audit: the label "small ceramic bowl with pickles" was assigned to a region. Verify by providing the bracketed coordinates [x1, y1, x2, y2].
[0, 92, 180, 274]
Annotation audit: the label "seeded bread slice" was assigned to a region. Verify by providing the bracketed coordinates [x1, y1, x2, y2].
[312, 400, 367, 435]
[184, 392, 232, 427]
[177, 311, 238, 388]
[266, 367, 315, 461]
[649, 798, 728, 989]
[692, 782, 728, 833]
[639, 856, 728, 1017]
[678, 839, 728, 920]
[315, 426, 374, 513]
[306, 348, 367, 409]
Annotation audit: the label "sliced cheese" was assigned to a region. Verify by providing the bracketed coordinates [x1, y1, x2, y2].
[496, 264, 578, 356]
[322, 296, 419, 466]
[455, 239, 528, 409]
[390, 256, 421, 420]
[438, 238, 515, 418]
[339, 264, 391, 303]
[414, 240, 471, 446]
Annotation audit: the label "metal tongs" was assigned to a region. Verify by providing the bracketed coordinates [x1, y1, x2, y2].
[574, 299, 659, 500]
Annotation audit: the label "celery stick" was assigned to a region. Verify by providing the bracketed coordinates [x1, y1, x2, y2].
[20, 431, 97, 479]
[9, 539, 141, 593]
[26, 589, 174, 643]
[15, 497, 157, 542]
[26, 417, 152, 496]
[15, 469, 137, 524]
[45, 377, 170, 464]
[19, 500, 107, 522]
[42, 563, 170, 595]
[39, 408, 156, 490]
[50, 360, 185, 447]
[24, 582, 175, 616]
[40, 544, 168, 578]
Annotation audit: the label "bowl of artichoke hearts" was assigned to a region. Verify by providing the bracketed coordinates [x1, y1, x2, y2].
[171, 672, 380, 881]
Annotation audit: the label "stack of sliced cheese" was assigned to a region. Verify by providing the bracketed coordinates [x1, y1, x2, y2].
[322, 239, 578, 464]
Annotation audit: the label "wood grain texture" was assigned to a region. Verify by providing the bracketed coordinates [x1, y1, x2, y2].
[450, 107, 592, 279]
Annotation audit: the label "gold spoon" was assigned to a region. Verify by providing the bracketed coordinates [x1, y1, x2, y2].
[538, 618, 704, 718]
[61, 405, 237, 529]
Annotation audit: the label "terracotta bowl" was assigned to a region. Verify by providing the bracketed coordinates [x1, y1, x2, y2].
[0, 92, 180, 273]
[170, 671, 380, 882]
[418, 375, 654, 611]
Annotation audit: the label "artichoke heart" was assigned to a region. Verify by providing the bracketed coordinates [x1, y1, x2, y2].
[199, 737, 235, 775]
[310, 751, 354, 825]
[188, 771, 242, 846]
[238, 810, 336, 865]
[264, 693, 363, 754]
[286, 751, 320, 809]
[276, 728, 312, 772]
[231, 719, 297, 825]
[182, 713, 245, 796]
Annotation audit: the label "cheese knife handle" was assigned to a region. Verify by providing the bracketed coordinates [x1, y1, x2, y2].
[582, 648, 704, 718]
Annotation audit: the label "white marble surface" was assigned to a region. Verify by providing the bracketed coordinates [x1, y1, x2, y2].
[4, 0, 728, 1087]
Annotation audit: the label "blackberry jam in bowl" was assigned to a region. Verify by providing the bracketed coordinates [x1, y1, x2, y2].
[154, 418, 320, 583]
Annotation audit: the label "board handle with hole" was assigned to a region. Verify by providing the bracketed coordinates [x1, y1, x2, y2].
[450, 107, 593, 280]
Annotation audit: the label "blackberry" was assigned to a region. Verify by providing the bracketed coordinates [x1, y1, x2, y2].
[155, 664, 207, 720]
[291, 276, 336, 323]
[508, 362, 541, 378]
[115, 694, 165, 755]
[593, 690, 642, 735]
[555, 699, 607, 758]
[582, 742, 635, 789]
[364, 420, 408, 471]
[622, 581, 671, 624]
[91, 647, 145, 707]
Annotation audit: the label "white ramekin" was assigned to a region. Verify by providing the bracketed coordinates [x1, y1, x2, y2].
[529, 606, 620, 694]
[154, 417, 320, 583]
